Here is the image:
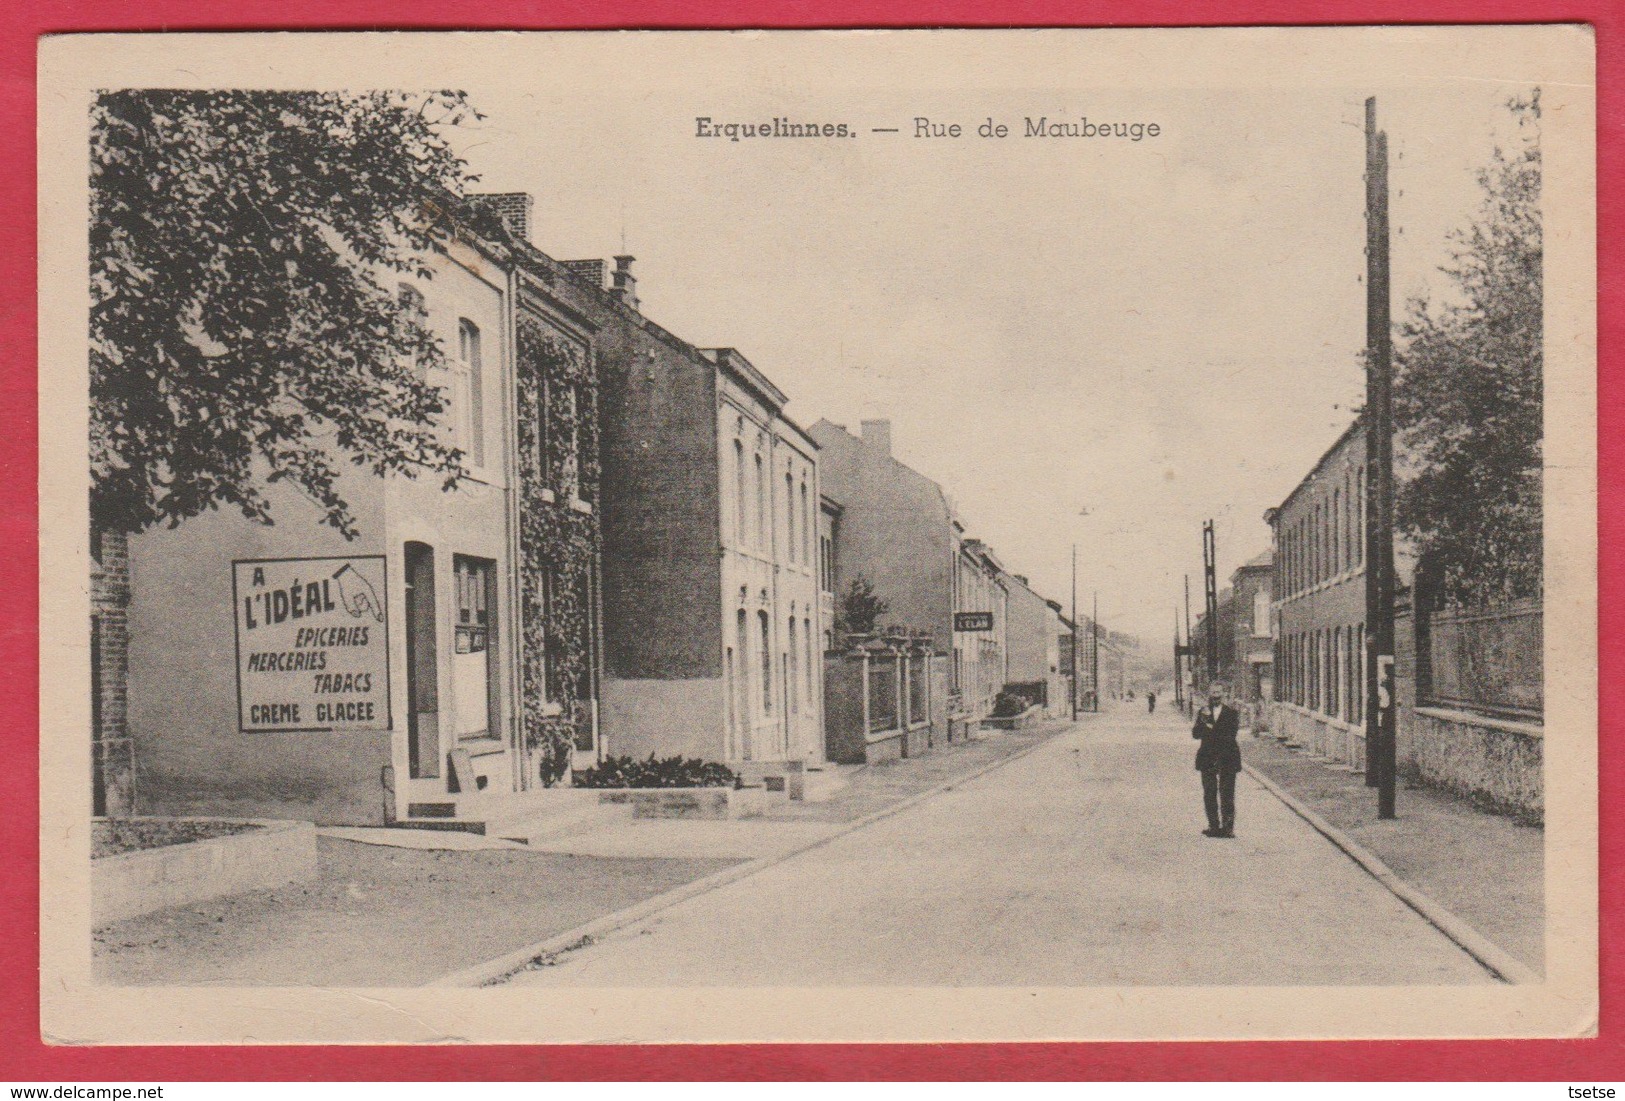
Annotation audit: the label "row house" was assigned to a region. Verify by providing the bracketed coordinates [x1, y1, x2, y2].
[111, 196, 604, 825]
[954, 537, 1009, 719]
[536, 246, 825, 767]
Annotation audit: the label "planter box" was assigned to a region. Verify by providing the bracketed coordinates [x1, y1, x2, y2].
[982, 703, 1044, 731]
[92, 818, 317, 926]
[732, 760, 805, 801]
[597, 786, 769, 820]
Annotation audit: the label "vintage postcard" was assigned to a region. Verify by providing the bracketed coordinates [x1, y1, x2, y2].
[38, 26, 1596, 1044]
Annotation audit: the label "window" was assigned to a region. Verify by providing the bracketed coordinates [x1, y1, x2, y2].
[457, 319, 485, 468]
[788, 613, 799, 714]
[804, 617, 814, 706]
[1357, 466, 1367, 568]
[733, 440, 747, 546]
[1332, 489, 1341, 576]
[735, 610, 750, 744]
[820, 535, 834, 593]
[1344, 471, 1355, 570]
[785, 472, 796, 563]
[1253, 589, 1270, 638]
[560, 385, 580, 496]
[398, 285, 428, 381]
[759, 611, 773, 713]
[754, 454, 766, 550]
[1328, 627, 1341, 718]
[801, 480, 812, 566]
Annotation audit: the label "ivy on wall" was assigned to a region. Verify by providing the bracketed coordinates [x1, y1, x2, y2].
[517, 316, 601, 787]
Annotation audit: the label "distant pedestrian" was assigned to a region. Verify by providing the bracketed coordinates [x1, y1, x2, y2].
[1192, 686, 1240, 838]
[1147, 690, 1157, 714]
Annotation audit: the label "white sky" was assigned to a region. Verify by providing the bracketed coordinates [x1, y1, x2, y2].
[448, 37, 1531, 644]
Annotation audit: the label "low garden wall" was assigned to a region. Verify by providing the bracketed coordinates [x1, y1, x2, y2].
[92, 818, 317, 926]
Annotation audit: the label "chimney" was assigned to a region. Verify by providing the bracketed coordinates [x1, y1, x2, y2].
[561, 259, 607, 289]
[611, 255, 639, 311]
[860, 419, 892, 456]
[474, 192, 533, 242]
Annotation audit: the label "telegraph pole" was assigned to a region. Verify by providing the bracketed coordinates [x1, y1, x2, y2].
[1202, 520, 1220, 685]
[1183, 575, 1195, 714]
[1172, 607, 1184, 710]
[1071, 544, 1079, 721]
[1091, 590, 1100, 712]
[1364, 96, 1398, 818]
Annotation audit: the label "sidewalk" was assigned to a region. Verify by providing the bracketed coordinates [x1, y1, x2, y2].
[1242, 730, 1544, 974]
[93, 717, 1076, 986]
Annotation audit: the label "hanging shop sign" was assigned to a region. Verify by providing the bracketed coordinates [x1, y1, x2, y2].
[233, 555, 391, 732]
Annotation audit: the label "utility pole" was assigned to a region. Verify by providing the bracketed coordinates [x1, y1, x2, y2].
[1070, 544, 1079, 721]
[1183, 574, 1195, 715]
[1091, 590, 1100, 712]
[1364, 96, 1398, 818]
[1172, 607, 1184, 710]
[1202, 520, 1220, 686]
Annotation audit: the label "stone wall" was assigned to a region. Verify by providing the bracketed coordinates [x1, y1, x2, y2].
[1401, 707, 1543, 825]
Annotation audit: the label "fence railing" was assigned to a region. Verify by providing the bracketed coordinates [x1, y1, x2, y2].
[867, 655, 899, 733]
[1419, 597, 1542, 722]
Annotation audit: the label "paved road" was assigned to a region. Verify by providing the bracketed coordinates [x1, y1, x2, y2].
[505, 706, 1493, 986]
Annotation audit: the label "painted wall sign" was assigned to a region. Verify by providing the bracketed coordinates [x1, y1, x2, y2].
[954, 611, 995, 632]
[233, 555, 391, 732]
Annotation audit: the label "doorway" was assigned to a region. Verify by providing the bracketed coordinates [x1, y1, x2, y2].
[404, 542, 440, 779]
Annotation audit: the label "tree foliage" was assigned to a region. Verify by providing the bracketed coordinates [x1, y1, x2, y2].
[835, 577, 889, 635]
[1394, 91, 1542, 606]
[90, 90, 481, 538]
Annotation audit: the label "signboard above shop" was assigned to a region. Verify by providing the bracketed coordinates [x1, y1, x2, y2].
[233, 555, 391, 732]
[954, 611, 995, 632]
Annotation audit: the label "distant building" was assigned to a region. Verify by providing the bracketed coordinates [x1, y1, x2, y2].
[818, 494, 842, 653]
[1003, 573, 1062, 711]
[1228, 550, 1275, 723]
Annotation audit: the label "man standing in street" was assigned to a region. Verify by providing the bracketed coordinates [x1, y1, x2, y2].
[1147, 690, 1157, 714]
[1192, 685, 1241, 838]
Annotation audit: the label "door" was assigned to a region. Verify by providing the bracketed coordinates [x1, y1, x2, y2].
[404, 542, 440, 779]
[452, 556, 498, 744]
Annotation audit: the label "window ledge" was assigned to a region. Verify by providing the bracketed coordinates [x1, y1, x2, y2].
[458, 735, 507, 758]
[569, 496, 594, 515]
[538, 488, 557, 505]
[1414, 705, 1543, 739]
[537, 701, 565, 718]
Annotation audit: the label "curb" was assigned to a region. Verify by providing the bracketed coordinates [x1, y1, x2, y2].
[428, 721, 1076, 988]
[1241, 762, 1541, 986]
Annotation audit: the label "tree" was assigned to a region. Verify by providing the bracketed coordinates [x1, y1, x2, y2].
[1394, 91, 1542, 606]
[90, 89, 480, 539]
[835, 577, 889, 635]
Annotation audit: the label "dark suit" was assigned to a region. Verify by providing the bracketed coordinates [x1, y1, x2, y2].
[1192, 703, 1241, 833]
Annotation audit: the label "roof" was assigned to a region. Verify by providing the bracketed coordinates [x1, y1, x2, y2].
[1271, 414, 1365, 521]
[1238, 548, 1275, 571]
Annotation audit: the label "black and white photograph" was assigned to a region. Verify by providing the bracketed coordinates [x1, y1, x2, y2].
[39, 26, 1596, 1043]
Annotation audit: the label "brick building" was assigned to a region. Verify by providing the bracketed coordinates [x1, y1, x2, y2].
[545, 257, 824, 766]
